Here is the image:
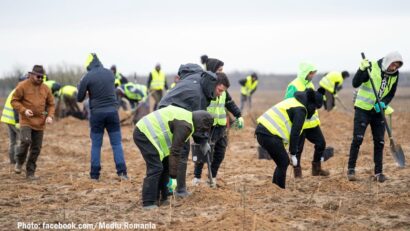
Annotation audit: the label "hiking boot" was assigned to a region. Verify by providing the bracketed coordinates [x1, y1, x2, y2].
[118, 174, 129, 181]
[293, 166, 302, 178]
[347, 169, 356, 181]
[159, 199, 170, 206]
[312, 162, 329, 176]
[206, 178, 217, 188]
[26, 175, 39, 181]
[143, 205, 158, 210]
[14, 163, 22, 174]
[373, 173, 387, 183]
[175, 189, 192, 198]
[192, 177, 201, 186]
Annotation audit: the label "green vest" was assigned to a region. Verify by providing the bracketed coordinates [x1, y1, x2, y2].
[44, 80, 56, 90]
[354, 61, 398, 111]
[287, 78, 320, 129]
[150, 70, 166, 90]
[123, 83, 147, 101]
[257, 98, 306, 144]
[207, 91, 227, 126]
[241, 76, 258, 96]
[1, 90, 16, 125]
[136, 105, 194, 160]
[59, 85, 77, 97]
[319, 71, 344, 94]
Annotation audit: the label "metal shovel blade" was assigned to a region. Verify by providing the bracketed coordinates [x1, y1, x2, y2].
[391, 144, 405, 168]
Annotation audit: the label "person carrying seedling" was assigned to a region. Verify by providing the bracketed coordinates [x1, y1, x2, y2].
[256, 89, 323, 188]
[347, 51, 403, 182]
[134, 105, 213, 209]
[318, 71, 350, 111]
[284, 62, 329, 178]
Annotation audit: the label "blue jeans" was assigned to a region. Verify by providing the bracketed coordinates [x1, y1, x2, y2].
[89, 110, 127, 179]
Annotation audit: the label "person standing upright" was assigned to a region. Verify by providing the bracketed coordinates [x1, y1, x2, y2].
[147, 63, 168, 111]
[347, 51, 403, 182]
[77, 53, 128, 181]
[11, 65, 55, 180]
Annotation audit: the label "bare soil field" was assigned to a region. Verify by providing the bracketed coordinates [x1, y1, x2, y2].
[0, 88, 409, 230]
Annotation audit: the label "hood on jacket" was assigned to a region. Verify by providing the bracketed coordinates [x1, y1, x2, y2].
[297, 62, 317, 85]
[200, 71, 218, 100]
[381, 51, 403, 74]
[177, 63, 203, 80]
[205, 58, 224, 73]
[294, 89, 323, 118]
[192, 110, 214, 144]
[85, 53, 103, 71]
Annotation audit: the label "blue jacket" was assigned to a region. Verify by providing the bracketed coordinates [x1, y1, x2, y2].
[77, 54, 118, 113]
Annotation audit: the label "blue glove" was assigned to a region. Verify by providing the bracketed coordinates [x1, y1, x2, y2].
[167, 178, 177, 193]
[374, 102, 386, 113]
[235, 117, 244, 129]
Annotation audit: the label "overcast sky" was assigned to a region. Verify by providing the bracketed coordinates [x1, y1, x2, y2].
[1, 0, 409, 77]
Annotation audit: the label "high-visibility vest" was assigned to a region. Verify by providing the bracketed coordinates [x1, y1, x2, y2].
[44, 80, 56, 90]
[170, 82, 176, 89]
[257, 98, 306, 144]
[319, 71, 344, 94]
[354, 61, 398, 111]
[241, 76, 258, 96]
[287, 78, 320, 129]
[1, 90, 17, 125]
[150, 69, 166, 90]
[59, 85, 77, 97]
[207, 91, 227, 126]
[123, 83, 147, 102]
[136, 105, 194, 160]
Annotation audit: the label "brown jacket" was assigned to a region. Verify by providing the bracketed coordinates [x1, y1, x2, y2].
[11, 79, 55, 131]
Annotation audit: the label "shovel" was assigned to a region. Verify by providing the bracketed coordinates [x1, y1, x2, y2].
[361, 52, 405, 167]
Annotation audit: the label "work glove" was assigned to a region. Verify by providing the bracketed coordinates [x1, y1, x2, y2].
[290, 154, 298, 167]
[359, 59, 371, 71]
[15, 123, 20, 129]
[374, 102, 386, 113]
[167, 178, 177, 193]
[235, 117, 244, 129]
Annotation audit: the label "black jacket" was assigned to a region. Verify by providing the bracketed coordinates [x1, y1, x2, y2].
[225, 90, 241, 118]
[158, 64, 217, 111]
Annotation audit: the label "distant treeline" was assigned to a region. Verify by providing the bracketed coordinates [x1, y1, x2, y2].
[1, 65, 410, 97]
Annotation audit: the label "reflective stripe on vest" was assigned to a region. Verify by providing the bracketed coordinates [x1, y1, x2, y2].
[1, 90, 16, 125]
[241, 76, 258, 96]
[150, 70, 166, 90]
[257, 98, 306, 144]
[207, 91, 227, 126]
[136, 105, 194, 160]
[354, 61, 398, 111]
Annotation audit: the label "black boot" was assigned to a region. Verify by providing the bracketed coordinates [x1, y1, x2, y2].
[293, 166, 302, 178]
[312, 162, 329, 176]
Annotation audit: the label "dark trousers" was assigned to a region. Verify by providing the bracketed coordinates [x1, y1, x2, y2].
[323, 90, 335, 111]
[7, 124, 20, 164]
[15, 126, 44, 176]
[348, 108, 385, 174]
[256, 133, 289, 189]
[89, 111, 127, 179]
[240, 94, 252, 112]
[151, 90, 163, 111]
[134, 128, 169, 206]
[296, 126, 326, 166]
[194, 126, 227, 178]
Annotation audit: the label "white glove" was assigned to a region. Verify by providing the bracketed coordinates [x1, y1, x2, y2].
[290, 155, 298, 167]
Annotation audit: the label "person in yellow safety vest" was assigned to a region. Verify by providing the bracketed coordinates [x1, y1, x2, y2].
[192, 72, 244, 188]
[116, 82, 147, 110]
[256, 89, 323, 189]
[110, 65, 129, 87]
[134, 105, 213, 209]
[318, 71, 350, 111]
[168, 75, 180, 91]
[147, 63, 168, 111]
[56, 85, 85, 120]
[347, 51, 403, 183]
[44, 79, 61, 97]
[239, 73, 259, 112]
[1, 75, 27, 164]
[284, 62, 329, 178]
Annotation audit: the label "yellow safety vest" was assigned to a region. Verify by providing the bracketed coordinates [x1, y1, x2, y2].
[287, 78, 320, 129]
[257, 98, 306, 144]
[241, 76, 258, 96]
[1, 90, 17, 125]
[319, 71, 344, 94]
[123, 83, 147, 102]
[354, 61, 398, 111]
[150, 69, 166, 90]
[207, 91, 227, 126]
[59, 85, 77, 97]
[136, 105, 194, 160]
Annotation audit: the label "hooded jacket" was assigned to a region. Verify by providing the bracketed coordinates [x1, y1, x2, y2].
[158, 63, 217, 111]
[284, 62, 317, 99]
[77, 54, 118, 113]
[352, 51, 403, 106]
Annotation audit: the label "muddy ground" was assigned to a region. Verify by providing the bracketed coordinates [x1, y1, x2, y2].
[0, 88, 409, 230]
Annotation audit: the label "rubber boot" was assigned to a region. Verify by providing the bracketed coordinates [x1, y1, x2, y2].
[175, 163, 191, 198]
[293, 166, 302, 178]
[312, 162, 329, 176]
